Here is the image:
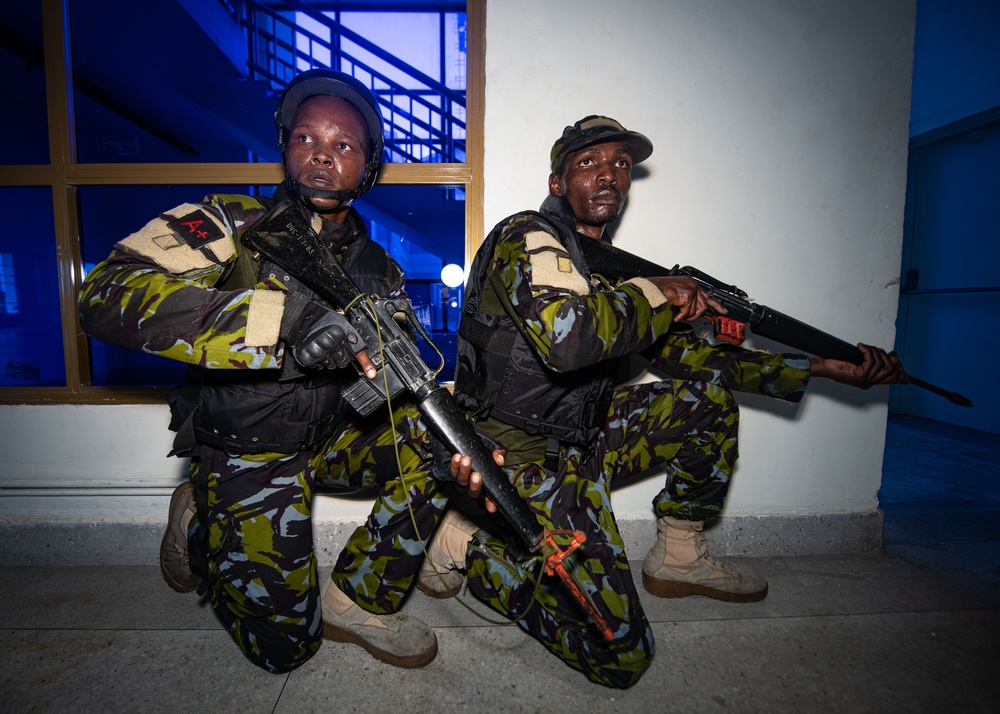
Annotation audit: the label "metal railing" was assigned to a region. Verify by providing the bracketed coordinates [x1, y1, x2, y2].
[234, 0, 466, 163]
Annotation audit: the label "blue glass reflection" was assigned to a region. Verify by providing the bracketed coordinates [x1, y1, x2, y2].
[0, 188, 64, 386]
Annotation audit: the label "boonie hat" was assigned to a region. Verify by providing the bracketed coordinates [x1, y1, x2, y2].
[550, 115, 653, 173]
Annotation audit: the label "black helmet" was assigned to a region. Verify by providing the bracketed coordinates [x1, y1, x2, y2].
[275, 68, 385, 201]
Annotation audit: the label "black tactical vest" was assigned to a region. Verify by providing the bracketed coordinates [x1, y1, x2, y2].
[453, 199, 615, 448]
[169, 196, 395, 456]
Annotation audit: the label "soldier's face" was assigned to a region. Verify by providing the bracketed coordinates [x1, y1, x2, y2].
[549, 141, 632, 237]
[285, 95, 369, 222]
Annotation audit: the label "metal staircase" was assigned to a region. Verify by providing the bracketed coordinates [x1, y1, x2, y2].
[232, 0, 466, 164]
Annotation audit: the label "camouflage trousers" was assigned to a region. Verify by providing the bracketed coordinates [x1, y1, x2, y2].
[465, 378, 738, 689]
[186, 401, 450, 673]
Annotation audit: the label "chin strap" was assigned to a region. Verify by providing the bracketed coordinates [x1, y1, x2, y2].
[282, 178, 360, 206]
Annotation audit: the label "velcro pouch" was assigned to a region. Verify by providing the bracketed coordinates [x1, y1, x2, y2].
[118, 203, 236, 276]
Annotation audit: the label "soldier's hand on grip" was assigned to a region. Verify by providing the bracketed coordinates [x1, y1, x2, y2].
[291, 303, 367, 369]
[809, 343, 903, 389]
[648, 275, 727, 323]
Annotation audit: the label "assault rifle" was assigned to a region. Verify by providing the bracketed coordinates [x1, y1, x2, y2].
[243, 201, 544, 551]
[243, 202, 613, 640]
[579, 238, 972, 407]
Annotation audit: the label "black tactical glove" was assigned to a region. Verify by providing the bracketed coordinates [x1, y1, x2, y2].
[289, 302, 367, 369]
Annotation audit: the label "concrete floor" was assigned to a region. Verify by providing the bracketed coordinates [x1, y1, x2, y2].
[2, 414, 998, 713]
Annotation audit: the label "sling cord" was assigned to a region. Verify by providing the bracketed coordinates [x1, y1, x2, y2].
[360, 295, 556, 628]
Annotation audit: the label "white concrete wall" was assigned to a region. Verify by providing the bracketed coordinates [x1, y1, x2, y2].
[484, 0, 915, 519]
[0, 404, 362, 526]
[0, 0, 916, 541]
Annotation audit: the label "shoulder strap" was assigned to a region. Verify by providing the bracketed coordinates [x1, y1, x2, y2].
[216, 243, 260, 291]
[212, 195, 268, 291]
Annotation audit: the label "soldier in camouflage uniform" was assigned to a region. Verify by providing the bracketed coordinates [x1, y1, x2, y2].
[415, 116, 902, 688]
[79, 69, 492, 674]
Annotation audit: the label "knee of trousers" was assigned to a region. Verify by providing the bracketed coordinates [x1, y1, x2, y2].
[200, 558, 323, 673]
[207, 562, 323, 674]
[234, 612, 324, 674]
[189, 522, 323, 673]
[544, 614, 654, 690]
[581, 618, 655, 690]
[466, 539, 655, 689]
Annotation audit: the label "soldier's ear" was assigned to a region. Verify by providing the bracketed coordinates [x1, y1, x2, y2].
[548, 173, 562, 196]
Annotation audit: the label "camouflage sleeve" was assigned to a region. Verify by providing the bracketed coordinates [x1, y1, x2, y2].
[78, 200, 285, 370]
[647, 327, 812, 402]
[493, 214, 676, 373]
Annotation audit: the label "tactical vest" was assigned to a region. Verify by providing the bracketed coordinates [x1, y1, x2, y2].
[169, 196, 394, 456]
[454, 209, 615, 449]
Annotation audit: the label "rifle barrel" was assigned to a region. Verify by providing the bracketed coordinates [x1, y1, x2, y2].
[578, 237, 973, 407]
[902, 373, 973, 407]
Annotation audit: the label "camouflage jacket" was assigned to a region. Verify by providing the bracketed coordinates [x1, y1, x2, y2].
[455, 195, 811, 448]
[79, 190, 405, 454]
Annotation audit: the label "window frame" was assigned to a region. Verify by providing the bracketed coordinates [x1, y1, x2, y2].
[0, 0, 485, 405]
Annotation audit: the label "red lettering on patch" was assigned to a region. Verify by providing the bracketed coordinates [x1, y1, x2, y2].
[179, 219, 210, 241]
[164, 209, 225, 249]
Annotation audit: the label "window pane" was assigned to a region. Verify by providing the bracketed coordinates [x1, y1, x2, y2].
[339, 11, 467, 163]
[0, 188, 64, 386]
[445, 13, 467, 92]
[70, 0, 279, 163]
[359, 184, 466, 382]
[68, 1, 467, 165]
[80, 183, 464, 386]
[0, 5, 48, 165]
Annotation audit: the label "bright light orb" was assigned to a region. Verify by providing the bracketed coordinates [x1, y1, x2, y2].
[440, 263, 465, 288]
